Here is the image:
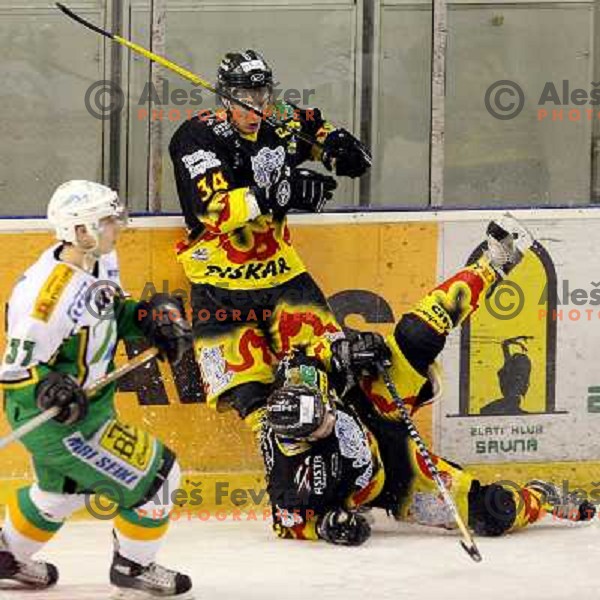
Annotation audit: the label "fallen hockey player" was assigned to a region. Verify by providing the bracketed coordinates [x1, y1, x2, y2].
[260, 216, 596, 545]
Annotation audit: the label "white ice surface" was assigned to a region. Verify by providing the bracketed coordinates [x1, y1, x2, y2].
[0, 513, 598, 600]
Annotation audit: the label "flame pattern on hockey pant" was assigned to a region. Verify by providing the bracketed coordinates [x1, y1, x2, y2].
[360, 257, 500, 421]
[411, 255, 498, 336]
[392, 438, 546, 535]
[191, 273, 343, 411]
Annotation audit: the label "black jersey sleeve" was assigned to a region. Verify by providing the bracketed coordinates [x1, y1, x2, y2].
[262, 428, 342, 540]
[261, 406, 383, 541]
[169, 117, 261, 237]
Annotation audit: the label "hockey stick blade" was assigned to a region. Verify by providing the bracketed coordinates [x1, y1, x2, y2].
[55, 3, 114, 39]
[461, 540, 483, 563]
[377, 364, 483, 563]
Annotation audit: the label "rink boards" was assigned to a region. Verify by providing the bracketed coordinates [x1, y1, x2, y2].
[0, 208, 599, 511]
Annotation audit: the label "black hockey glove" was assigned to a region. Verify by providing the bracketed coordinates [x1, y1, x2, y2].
[36, 371, 88, 425]
[253, 167, 337, 217]
[331, 332, 392, 378]
[322, 128, 372, 178]
[136, 294, 193, 365]
[317, 508, 371, 546]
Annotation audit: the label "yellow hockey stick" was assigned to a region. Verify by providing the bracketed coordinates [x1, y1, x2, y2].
[55, 2, 370, 160]
[378, 364, 483, 563]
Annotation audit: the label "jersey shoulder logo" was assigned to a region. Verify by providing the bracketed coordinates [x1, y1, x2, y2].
[335, 411, 373, 489]
[212, 120, 235, 139]
[32, 263, 74, 322]
[251, 146, 285, 188]
[181, 149, 222, 179]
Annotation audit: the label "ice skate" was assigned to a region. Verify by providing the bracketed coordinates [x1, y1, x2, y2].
[110, 552, 193, 598]
[0, 530, 58, 588]
[525, 479, 596, 522]
[485, 213, 534, 277]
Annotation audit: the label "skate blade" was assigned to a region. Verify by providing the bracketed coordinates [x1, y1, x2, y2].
[496, 212, 535, 253]
[112, 585, 196, 600]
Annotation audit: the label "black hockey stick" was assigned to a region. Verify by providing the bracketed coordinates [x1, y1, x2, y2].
[377, 363, 483, 563]
[56, 2, 372, 167]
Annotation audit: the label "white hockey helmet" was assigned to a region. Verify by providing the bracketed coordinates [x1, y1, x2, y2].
[47, 180, 126, 244]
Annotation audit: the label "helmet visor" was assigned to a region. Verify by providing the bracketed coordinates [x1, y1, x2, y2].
[227, 85, 272, 113]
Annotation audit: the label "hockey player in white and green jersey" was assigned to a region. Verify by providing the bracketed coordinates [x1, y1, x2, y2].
[0, 181, 194, 597]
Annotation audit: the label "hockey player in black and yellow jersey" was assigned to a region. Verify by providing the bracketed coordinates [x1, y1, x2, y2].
[169, 50, 371, 420]
[261, 217, 595, 545]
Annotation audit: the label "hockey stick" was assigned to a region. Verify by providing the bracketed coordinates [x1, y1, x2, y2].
[55, 2, 372, 167]
[0, 347, 159, 451]
[377, 364, 483, 563]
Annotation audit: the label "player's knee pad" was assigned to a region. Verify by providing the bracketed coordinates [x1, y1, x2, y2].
[394, 314, 446, 375]
[225, 381, 272, 419]
[29, 483, 87, 521]
[468, 481, 516, 536]
[131, 446, 181, 518]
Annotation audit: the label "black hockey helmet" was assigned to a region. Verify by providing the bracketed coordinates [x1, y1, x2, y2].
[217, 50, 273, 91]
[266, 351, 336, 440]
